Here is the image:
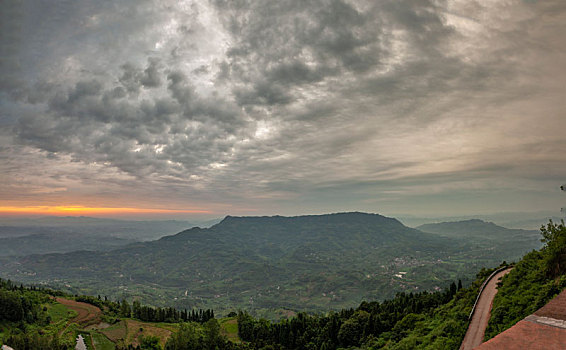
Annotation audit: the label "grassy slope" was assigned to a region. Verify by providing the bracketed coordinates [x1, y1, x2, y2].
[1, 260, 560, 349]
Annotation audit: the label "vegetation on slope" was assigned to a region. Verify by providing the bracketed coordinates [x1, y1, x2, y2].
[485, 220, 566, 340]
[0, 279, 69, 349]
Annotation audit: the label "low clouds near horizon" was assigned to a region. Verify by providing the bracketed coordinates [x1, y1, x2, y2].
[1, 0, 565, 217]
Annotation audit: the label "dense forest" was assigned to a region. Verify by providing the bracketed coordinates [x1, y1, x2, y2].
[235, 273, 487, 349]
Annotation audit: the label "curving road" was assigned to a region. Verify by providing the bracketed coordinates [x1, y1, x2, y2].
[460, 268, 512, 350]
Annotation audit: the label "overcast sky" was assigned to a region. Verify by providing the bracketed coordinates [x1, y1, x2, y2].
[1, 0, 565, 219]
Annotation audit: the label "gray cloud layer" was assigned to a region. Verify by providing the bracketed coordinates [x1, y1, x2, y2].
[1, 0, 565, 216]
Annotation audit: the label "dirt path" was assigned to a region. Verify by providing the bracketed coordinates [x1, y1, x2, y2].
[460, 268, 512, 350]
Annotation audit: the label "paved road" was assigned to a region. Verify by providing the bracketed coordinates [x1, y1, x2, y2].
[460, 268, 512, 350]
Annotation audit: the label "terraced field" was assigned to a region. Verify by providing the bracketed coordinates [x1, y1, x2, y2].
[56, 297, 102, 326]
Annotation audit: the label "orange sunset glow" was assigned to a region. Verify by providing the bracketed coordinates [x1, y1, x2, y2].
[0, 206, 211, 217]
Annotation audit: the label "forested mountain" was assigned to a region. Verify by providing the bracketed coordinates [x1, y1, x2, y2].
[0, 213, 542, 317]
[1, 220, 564, 350]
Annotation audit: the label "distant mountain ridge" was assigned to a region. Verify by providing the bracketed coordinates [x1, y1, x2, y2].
[398, 212, 564, 230]
[417, 219, 542, 263]
[0, 217, 220, 257]
[417, 219, 540, 241]
[0, 232, 136, 257]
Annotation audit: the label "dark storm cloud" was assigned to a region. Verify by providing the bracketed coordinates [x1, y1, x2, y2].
[213, 0, 457, 108]
[1, 0, 565, 215]
[11, 67, 248, 179]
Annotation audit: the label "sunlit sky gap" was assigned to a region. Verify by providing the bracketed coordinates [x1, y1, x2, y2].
[0, 206, 210, 217]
